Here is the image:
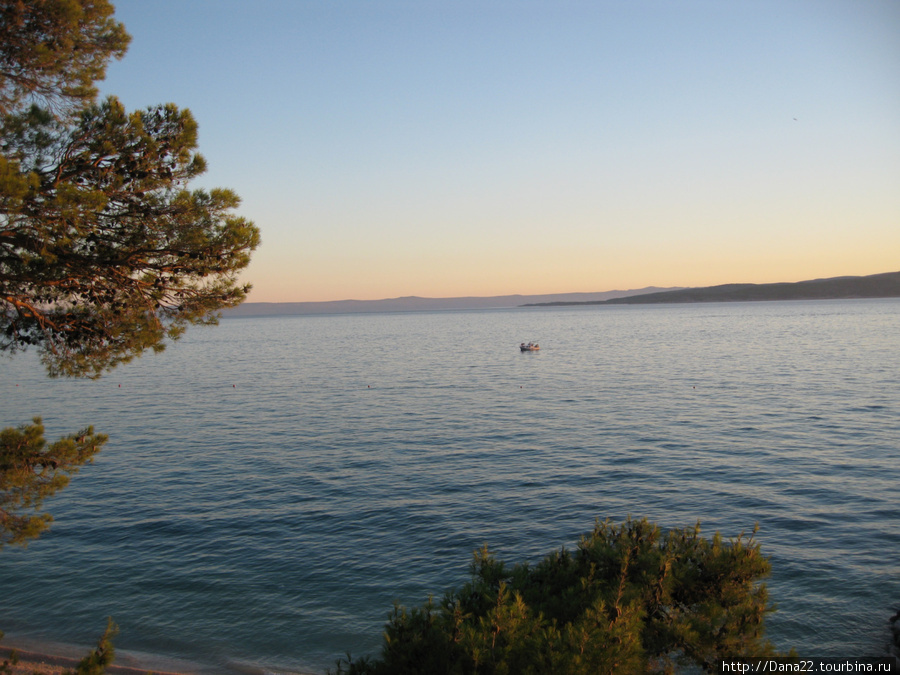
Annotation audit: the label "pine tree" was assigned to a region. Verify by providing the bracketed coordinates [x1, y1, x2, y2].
[0, 417, 106, 548]
[1, 3, 259, 669]
[1, 0, 259, 547]
[1, 94, 260, 377]
[62, 619, 117, 675]
[0, 0, 130, 117]
[333, 518, 779, 675]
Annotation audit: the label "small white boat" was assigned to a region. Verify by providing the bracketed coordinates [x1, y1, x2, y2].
[519, 342, 540, 352]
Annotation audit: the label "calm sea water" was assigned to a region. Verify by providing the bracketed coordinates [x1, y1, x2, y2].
[1, 300, 898, 674]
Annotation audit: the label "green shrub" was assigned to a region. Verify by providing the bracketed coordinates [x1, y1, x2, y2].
[334, 518, 777, 674]
[62, 619, 117, 675]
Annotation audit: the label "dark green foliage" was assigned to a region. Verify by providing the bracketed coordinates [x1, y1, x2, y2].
[333, 518, 777, 675]
[0, 0, 257, 549]
[0, 0, 130, 118]
[0, 621, 116, 674]
[0, 4, 254, 672]
[0, 416, 106, 547]
[62, 618, 117, 675]
[1, 1, 260, 378]
[0, 94, 260, 377]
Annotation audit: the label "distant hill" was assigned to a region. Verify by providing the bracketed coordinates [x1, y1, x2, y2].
[223, 287, 681, 317]
[523, 272, 900, 307]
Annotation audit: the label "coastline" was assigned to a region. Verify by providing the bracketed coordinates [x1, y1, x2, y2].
[0, 639, 319, 675]
[1, 646, 186, 675]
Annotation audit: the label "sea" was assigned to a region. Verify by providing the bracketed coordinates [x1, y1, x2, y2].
[1, 299, 898, 674]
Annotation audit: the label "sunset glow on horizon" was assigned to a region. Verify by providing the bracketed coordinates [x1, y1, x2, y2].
[102, 0, 899, 303]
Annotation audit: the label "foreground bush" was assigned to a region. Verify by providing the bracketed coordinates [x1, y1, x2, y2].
[334, 518, 777, 674]
[0, 619, 116, 675]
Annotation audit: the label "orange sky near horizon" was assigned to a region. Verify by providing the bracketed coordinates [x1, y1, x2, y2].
[102, 1, 900, 304]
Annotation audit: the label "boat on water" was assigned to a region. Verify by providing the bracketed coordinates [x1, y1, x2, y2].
[519, 342, 540, 351]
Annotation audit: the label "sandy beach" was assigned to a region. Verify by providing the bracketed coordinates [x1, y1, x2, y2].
[1, 646, 188, 675]
[1, 642, 319, 675]
[0, 638, 244, 675]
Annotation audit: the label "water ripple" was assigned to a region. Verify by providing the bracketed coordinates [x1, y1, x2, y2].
[1, 300, 898, 672]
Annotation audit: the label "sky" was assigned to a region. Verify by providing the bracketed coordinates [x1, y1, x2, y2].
[100, 0, 900, 303]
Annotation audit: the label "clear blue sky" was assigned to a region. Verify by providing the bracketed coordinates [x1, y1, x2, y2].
[101, 0, 900, 302]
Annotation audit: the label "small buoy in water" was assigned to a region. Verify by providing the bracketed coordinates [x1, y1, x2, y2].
[118, 384, 121, 387]
[233, 384, 236, 388]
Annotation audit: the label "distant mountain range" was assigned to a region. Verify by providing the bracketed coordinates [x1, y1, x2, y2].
[223, 286, 680, 317]
[523, 271, 900, 307]
[224, 272, 900, 318]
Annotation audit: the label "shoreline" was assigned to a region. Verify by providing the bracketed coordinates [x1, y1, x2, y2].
[1, 646, 187, 675]
[0, 638, 319, 675]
